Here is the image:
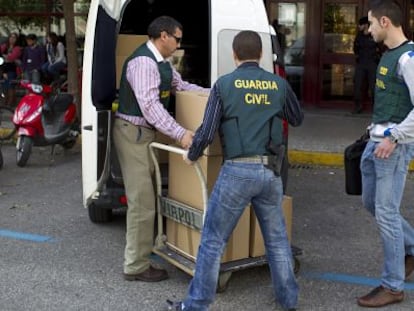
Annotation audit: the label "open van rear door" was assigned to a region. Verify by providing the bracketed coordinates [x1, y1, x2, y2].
[81, 0, 125, 211]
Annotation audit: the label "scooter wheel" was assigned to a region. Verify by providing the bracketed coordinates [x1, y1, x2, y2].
[16, 136, 33, 167]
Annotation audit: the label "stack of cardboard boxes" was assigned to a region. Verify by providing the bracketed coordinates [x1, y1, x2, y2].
[166, 91, 293, 262]
[114, 35, 293, 263]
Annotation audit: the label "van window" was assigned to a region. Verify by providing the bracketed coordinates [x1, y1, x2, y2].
[217, 30, 273, 77]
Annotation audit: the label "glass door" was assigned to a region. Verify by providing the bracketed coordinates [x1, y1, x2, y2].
[409, 0, 414, 40]
[268, 2, 307, 99]
[321, 1, 358, 103]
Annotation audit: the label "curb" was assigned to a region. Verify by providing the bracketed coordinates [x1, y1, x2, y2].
[289, 150, 344, 167]
[289, 149, 414, 171]
[4, 131, 414, 171]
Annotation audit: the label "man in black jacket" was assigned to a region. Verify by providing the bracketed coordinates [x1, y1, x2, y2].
[352, 16, 380, 114]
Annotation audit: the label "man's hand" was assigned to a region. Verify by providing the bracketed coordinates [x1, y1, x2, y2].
[374, 138, 397, 159]
[180, 130, 194, 149]
[182, 150, 195, 165]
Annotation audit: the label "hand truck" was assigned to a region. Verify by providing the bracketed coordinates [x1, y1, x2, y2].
[149, 142, 301, 292]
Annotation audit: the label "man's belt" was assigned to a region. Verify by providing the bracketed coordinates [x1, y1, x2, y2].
[231, 155, 269, 165]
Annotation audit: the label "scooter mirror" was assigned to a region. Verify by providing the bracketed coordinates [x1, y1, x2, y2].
[0, 57, 4, 66]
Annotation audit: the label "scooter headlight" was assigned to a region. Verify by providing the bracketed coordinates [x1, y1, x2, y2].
[31, 84, 43, 94]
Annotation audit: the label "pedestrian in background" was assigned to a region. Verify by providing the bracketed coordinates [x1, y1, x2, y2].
[167, 30, 303, 311]
[352, 16, 380, 114]
[41, 32, 66, 83]
[113, 16, 208, 283]
[0, 32, 22, 106]
[21, 34, 46, 82]
[358, 0, 414, 308]
[272, 18, 287, 57]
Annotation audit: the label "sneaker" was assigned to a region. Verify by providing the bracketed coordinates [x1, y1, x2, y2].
[357, 286, 404, 307]
[166, 299, 183, 311]
[405, 254, 414, 279]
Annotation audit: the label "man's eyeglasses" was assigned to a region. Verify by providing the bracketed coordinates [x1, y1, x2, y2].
[168, 34, 182, 44]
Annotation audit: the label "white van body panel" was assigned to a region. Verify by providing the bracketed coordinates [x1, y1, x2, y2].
[81, 0, 99, 207]
[81, 0, 273, 209]
[210, 0, 273, 84]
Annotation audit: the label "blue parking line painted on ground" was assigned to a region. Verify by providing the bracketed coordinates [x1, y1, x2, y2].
[0, 229, 55, 242]
[303, 272, 414, 290]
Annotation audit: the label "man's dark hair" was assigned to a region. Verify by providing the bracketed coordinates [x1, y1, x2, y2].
[358, 16, 369, 26]
[26, 33, 37, 41]
[368, 0, 403, 27]
[147, 16, 183, 39]
[232, 30, 262, 61]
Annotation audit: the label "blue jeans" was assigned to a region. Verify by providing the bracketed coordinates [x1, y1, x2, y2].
[182, 161, 298, 310]
[361, 140, 414, 291]
[41, 61, 65, 80]
[1, 71, 17, 90]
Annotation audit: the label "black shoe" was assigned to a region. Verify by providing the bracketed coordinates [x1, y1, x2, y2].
[166, 300, 183, 310]
[123, 265, 168, 282]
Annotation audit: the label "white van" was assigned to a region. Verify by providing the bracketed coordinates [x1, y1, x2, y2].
[81, 0, 284, 223]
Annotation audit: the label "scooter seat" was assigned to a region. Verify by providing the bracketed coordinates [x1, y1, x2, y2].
[45, 93, 74, 113]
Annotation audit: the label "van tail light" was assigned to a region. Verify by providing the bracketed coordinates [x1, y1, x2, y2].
[274, 64, 286, 79]
[119, 195, 127, 206]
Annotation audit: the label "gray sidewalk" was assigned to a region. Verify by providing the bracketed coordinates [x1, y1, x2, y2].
[288, 108, 372, 165]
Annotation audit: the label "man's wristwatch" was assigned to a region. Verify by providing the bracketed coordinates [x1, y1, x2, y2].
[384, 128, 398, 144]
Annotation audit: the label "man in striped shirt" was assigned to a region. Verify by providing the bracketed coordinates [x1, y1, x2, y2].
[113, 16, 208, 283]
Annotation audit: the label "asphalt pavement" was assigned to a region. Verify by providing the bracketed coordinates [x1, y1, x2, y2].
[1, 109, 414, 310]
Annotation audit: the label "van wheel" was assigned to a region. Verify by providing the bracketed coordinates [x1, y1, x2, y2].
[88, 203, 112, 223]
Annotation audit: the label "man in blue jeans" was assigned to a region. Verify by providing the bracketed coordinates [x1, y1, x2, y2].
[166, 30, 303, 311]
[357, 0, 414, 308]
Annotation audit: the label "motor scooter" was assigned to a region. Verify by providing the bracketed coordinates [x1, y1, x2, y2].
[12, 71, 79, 167]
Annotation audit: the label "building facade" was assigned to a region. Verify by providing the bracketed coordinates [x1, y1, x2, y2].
[2, 1, 414, 112]
[265, 0, 414, 111]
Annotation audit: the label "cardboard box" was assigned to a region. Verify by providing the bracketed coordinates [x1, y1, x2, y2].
[166, 207, 250, 262]
[115, 35, 148, 89]
[249, 195, 293, 257]
[175, 91, 222, 156]
[168, 153, 222, 210]
[166, 152, 249, 262]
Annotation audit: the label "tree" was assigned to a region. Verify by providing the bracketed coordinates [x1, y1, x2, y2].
[0, 1, 46, 34]
[61, 0, 81, 120]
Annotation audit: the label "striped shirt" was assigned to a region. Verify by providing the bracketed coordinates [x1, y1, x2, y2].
[116, 40, 208, 142]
